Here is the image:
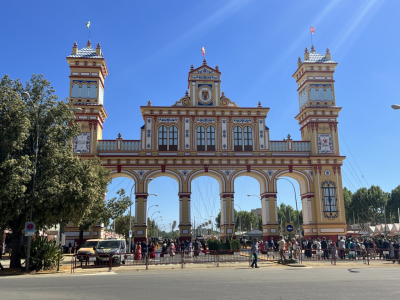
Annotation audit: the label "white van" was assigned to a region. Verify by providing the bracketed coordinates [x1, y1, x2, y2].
[95, 239, 126, 264]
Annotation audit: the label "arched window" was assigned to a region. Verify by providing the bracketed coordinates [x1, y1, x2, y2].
[81, 84, 88, 98]
[326, 88, 333, 101]
[321, 180, 338, 220]
[310, 88, 317, 101]
[89, 85, 97, 98]
[317, 88, 324, 100]
[207, 126, 215, 151]
[234, 126, 242, 151]
[71, 84, 79, 97]
[197, 126, 205, 151]
[244, 126, 253, 151]
[158, 125, 167, 151]
[169, 125, 178, 151]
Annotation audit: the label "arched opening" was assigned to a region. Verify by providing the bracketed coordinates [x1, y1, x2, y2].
[273, 170, 311, 239]
[232, 175, 263, 240]
[190, 176, 220, 238]
[144, 171, 181, 239]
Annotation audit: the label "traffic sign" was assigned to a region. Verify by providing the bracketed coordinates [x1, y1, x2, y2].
[25, 222, 35, 236]
[129, 230, 132, 237]
[286, 223, 294, 233]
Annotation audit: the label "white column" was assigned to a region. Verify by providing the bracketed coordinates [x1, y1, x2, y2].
[143, 198, 147, 226]
[179, 198, 182, 225]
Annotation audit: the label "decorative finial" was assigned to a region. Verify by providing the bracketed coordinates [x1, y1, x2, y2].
[298, 57, 301, 62]
[326, 47, 330, 53]
[287, 134, 291, 139]
[258, 101, 262, 108]
[215, 65, 219, 71]
[304, 47, 308, 53]
[147, 100, 152, 107]
[190, 64, 194, 70]
[118, 132, 122, 139]
[203, 58, 207, 65]
[221, 91, 225, 97]
[185, 90, 188, 96]
[73, 41, 77, 48]
[86, 39, 91, 48]
[97, 43, 101, 48]
[311, 45, 315, 52]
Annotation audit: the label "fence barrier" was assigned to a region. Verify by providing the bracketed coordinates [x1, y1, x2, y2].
[70, 248, 400, 273]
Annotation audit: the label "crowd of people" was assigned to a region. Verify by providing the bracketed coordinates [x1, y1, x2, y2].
[129, 238, 208, 260]
[246, 236, 400, 263]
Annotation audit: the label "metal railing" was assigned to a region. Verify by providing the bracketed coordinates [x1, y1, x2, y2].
[270, 141, 311, 152]
[97, 140, 141, 152]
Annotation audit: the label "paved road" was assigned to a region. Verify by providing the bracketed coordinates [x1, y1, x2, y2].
[1, 267, 399, 300]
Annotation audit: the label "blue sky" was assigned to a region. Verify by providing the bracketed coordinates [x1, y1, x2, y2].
[1, 0, 399, 229]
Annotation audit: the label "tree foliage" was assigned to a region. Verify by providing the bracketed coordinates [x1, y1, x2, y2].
[0, 74, 109, 268]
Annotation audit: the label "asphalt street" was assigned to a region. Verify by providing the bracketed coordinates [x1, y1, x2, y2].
[1, 267, 399, 300]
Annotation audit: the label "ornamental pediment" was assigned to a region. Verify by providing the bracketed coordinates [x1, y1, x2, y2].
[193, 67, 217, 74]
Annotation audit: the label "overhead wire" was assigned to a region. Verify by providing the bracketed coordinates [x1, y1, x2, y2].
[339, 131, 370, 187]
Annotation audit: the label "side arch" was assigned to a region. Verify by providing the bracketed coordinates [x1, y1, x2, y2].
[187, 169, 225, 194]
[143, 169, 183, 193]
[230, 169, 269, 194]
[109, 170, 138, 192]
[272, 169, 312, 194]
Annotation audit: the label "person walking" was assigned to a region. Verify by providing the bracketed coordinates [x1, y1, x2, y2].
[321, 237, 329, 260]
[250, 239, 259, 268]
[141, 239, 148, 260]
[278, 236, 286, 262]
[338, 237, 345, 259]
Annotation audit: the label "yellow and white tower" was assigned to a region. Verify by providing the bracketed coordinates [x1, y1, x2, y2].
[293, 46, 346, 240]
[66, 40, 108, 156]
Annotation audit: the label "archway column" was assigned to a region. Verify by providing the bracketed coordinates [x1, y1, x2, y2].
[301, 193, 318, 239]
[261, 192, 279, 242]
[134, 193, 148, 242]
[178, 192, 192, 241]
[220, 192, 235, 239]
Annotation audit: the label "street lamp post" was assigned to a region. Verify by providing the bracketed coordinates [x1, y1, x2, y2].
[129, 183, 136, 253]
[276, 177, 302, 256]
[153, 216, 162, 237]
[150, 211, 161, 238]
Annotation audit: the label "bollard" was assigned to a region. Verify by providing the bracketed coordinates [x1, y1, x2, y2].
[146, 254, 149, 270]
[108, 255, 112, 272]
[181, 251, 184, 269]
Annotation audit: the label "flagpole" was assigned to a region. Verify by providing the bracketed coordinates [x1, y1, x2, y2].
[310, 26, 313, 46]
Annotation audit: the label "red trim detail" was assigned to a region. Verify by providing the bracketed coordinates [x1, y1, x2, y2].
[246, 165, 251, 172]
[288, 165, 293, 173]
[204, 165, 209, 172]
[117, 165, 121, 173]
[301, 193, 314, 199]
[178, 193, 191, 198]
[261, 193, 277, 198]
[161, 165, 166, 173]
[220, 193, 234, 198]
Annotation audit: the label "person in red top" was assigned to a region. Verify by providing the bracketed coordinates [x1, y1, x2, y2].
[134, 243, 142, 260]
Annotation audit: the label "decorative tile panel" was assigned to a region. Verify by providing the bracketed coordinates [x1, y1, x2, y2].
[74, 133, 90, 153]
[318, 134, 333, 154]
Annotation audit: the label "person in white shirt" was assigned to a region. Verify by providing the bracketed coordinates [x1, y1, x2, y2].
[277, 237, 286, 262]
[338, 237, 346, 259]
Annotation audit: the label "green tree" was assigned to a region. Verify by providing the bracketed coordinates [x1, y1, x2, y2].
[386, 185, 400, 223]
[351, 185, 388, 225]
[343, 187, 353, 223]
[0, 75, 109, 268]
[113, 214, 132, 238]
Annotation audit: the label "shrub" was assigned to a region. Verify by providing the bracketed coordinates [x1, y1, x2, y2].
[21, 237, 62, 271]
[231, 239, 240, 250]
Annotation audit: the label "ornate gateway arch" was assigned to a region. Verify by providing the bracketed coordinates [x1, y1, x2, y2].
[67, 41, 346, 241]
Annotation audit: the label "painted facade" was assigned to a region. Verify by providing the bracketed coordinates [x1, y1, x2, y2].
[66, 41, 346, 242]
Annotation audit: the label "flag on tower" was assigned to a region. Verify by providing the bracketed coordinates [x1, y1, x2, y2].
[201, 47, 205, 56]
[310, 26, 315, 34]
[86, 21, 91, 29]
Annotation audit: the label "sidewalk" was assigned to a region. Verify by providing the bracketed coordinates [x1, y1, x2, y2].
[1, 258, 398, 277]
